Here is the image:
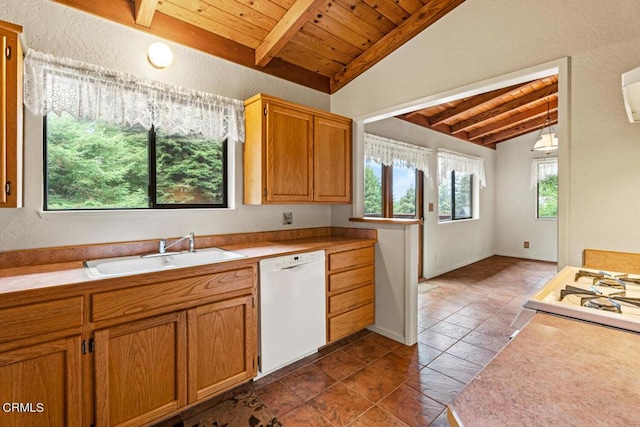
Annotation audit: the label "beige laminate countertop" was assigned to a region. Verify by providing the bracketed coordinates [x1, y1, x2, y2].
[0, 235, 375, 297]
[448, 313, 640, 426]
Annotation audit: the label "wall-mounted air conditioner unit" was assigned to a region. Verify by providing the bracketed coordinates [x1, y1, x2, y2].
[622, 65, 640, 123]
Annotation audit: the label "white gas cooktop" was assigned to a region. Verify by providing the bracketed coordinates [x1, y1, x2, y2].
[514, 266, 640, 333]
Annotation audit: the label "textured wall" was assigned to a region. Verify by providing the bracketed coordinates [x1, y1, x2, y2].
[0, 0, 331, 251]
[495, 134, 558, 262]
[331, 0, 640, 267]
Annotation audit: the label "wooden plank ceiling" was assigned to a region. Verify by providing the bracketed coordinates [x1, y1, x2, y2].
[53, 0, 466, 93]
[397, 75, 559, 149]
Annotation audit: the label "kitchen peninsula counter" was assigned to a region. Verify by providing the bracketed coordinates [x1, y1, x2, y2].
[448, 313, 640, 426]
[0, 227, 376, 297]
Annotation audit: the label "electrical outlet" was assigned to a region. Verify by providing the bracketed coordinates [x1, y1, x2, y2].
[524, 241, 530, 249]
[283, 212, 293, 225]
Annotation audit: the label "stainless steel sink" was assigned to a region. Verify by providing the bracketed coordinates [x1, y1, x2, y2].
[84, 247, 247, 279]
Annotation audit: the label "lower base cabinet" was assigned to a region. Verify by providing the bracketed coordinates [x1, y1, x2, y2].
[94, 313, 188, 427]
[187, 295, 256, 403]
[0, 336, 82, 427]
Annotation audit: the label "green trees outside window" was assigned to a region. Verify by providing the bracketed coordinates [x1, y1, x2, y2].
[364, 159, 418, 218]
[537, 163, 558, 218]
[45, 112, 227, 210]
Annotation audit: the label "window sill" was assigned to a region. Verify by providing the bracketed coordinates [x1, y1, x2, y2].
[438, 217, 478, 224]
[350, 217, 423, 225]
[37, 207, 237, 219]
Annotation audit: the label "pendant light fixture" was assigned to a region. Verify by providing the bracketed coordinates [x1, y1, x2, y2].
[531, 99, 558, 155]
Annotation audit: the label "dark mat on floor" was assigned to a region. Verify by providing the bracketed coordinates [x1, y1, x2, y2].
[182, 391, 283, 427]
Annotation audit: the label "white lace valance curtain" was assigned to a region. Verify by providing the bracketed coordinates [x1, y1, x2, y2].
[364, 133, 432, 179]
[530, 157, 558, 188]
[437, 149, 486, 188]
[23, 49, 245, 142]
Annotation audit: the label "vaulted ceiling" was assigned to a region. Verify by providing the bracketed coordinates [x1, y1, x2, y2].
[396, 75, 558, 149]
[53, 0, 466, 93]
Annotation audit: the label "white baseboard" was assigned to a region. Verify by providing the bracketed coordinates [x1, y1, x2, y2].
[426, 252, 494, 279]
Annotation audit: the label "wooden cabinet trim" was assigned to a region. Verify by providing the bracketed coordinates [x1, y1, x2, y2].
[328, 265, 374, 294]
[328, 246, 375, 272]
[328, 303, 375, 343]
[91, 267, 254, 323]
[0, 19, 23, 208]
[0, 297, 83, 344]
[328, 284, 374, 316]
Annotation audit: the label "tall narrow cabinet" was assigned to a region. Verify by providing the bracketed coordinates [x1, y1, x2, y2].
[0, 19, 22, 208]
[244, 93, 352, 204]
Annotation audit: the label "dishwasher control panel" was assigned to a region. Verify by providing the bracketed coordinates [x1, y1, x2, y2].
[268, 250, 325, 270]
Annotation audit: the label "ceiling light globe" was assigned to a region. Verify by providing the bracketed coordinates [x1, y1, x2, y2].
[147, 42, 173, 68]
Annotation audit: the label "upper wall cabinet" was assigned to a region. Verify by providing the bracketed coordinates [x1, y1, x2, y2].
[0, 20, 22, 208]
[244, 94, 352, 205]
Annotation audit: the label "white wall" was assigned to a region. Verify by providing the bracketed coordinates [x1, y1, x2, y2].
[495, 134, 558, 262]
[0, 0, 332, 251]
[363, 118, 496, 278]
[331, 0, 640, 267]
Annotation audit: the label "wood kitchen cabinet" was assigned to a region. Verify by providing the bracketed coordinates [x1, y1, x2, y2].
[187, 295, 256, 403]
[0, 19, 23, 208]
[90, 266, 257, 426]
[0, 296, 84, 427]
[326, 244, 375, 343]
[244, 93, 352, 204]
[93, 313, 187, 427]
[0, 336, 83, 427]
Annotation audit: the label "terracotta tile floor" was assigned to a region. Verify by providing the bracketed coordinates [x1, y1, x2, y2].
[161, 255, 557, 427]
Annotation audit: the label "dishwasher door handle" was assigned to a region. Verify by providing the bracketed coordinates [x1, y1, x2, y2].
[274, 264, 307, 272]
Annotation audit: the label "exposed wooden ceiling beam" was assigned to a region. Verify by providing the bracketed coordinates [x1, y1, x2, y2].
[468, 97, 558, 140]
[398, 114, 493, 149]
[450, 82, 558, 134]
[134, 0, 158, 27]
[52, 0, 331, 92]
[329, 0, 466, 93]
[428, 83, 526, 126]
[481, 112, 558, 145]
[255, 0, 326, 67]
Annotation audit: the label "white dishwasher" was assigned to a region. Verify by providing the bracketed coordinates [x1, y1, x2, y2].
[258, 250, 326, 376]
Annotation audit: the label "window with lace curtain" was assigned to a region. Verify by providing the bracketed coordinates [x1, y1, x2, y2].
[437, 149, 485, 222]
[24, 49, 244, 210]
[363, 133, 431, 218]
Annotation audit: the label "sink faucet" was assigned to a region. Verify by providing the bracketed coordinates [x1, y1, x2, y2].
[159, 232, 196, 254]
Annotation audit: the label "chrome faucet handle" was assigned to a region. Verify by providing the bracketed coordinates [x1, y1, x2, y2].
[159, 238, 167, 254]
[188, 232, 196, 253]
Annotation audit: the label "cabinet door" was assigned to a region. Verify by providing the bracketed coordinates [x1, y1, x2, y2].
[0, 21, 22, 208]
[314, 116, 351, 203]
[0, 336, 82, 427]
[94, 312, 187, 427]
[265, 103, 314, 202]
[187, 295, 256, 403]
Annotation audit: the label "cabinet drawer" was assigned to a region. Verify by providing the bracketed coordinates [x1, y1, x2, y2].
[329, 284, 374, 315]
[0, 297, 83, 343]
[92, 268, 254, 322]
[328, 246, 374, 271]
[328, 265, 373, 293]
[328, 303, 374, 343]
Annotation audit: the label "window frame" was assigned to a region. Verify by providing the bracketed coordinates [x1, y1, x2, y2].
[43, 115, 229, 211]
[451, 171, 473, 221]
[363, 160, 422, 219]
[535, 161, 558, 220]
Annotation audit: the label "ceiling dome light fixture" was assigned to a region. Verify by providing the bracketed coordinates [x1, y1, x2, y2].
[531, 99, 558, 155]
[147, 42, 173, 69]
